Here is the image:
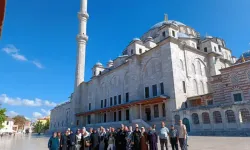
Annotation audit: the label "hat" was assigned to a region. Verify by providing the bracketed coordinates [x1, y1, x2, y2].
[141, 127, 145, 129]
[82, 127, 86, 131]
[67, 128, 70, 131]
[135, 124, 139, 128]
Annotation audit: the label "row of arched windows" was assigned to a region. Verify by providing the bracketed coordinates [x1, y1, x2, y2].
[190, 109, 250, 125]
[193, 79, 205, 95]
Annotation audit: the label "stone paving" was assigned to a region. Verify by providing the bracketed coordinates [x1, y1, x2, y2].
[0, 134, 249, 150]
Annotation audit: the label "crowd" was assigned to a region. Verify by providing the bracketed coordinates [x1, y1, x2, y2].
[48, 120, 188, 150]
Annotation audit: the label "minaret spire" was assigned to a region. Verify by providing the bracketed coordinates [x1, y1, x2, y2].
[75, 0, 89, 90]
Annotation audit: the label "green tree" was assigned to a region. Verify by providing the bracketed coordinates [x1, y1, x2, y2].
[0, 106, 7, 129]
[44, 119, 50, 131]
[13, 115, 27, 130]
[34, 121, 44, 134]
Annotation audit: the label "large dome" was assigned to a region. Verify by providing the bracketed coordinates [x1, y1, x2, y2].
[151, 20, 186, 30]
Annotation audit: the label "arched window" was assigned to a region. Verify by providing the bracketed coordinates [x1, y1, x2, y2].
[202, 112, 210, 124]
[192, 113, 199, 124]
[214, 46, 217, 52]
[225, 110, 236, 123]
[213, 111, 222, 124]
[247, 70, 250, 81]
[239, 108, 250, 123]
[200, 81, 205, 94]
[192, 64, 196, 74]
[193, 79, 198, 95]
[174, 115, 180, 125]
[197, 61, 202, 75]
[180, 59, 184, 71]
[131, 49, 134, 55]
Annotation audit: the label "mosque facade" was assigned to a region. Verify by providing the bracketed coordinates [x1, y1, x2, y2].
[50, 0, 250, 134]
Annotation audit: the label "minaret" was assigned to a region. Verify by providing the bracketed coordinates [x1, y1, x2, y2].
[75, 0, 89, 90]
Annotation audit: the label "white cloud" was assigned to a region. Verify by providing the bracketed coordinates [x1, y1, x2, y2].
[41, 109, 50, 116]
[2, 44, 44, 68]
[32, 112, 43, 119]
[2, 44, 18, 54]
[32, 60, 44, 69]
[11, 53, 28, 61]
[0, 94, 57, 107]
[23, 98, 42, 107]
[8, 111, 19, 117]
[44, 100, 57, 107]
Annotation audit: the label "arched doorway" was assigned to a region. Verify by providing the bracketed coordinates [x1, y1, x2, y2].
[183, 118, 190, 132]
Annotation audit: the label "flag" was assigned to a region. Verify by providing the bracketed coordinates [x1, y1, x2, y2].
[0, 0, 6, 38]
[242, 54, 245, 62]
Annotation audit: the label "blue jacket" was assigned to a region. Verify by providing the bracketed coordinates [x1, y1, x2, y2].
[48, 136, 59, 150]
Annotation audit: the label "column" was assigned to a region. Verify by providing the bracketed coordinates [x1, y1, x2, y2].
[139, 104, 142, 119]
[150, 104, 154, 120]
[159, 103, 163, 118]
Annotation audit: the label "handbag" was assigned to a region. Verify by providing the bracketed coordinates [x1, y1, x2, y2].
[85, 141, 90, 147]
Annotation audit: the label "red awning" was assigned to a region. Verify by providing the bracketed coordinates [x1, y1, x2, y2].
[0, 0, 6, 37]
[76, 96, 167, 116]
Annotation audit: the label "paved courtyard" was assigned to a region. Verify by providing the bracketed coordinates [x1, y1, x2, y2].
[0, 134, 249, 150]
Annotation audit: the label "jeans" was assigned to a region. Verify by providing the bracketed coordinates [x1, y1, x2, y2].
[178, 138, 186, 150]
[160, 139, 168, 150]
[107, 144, 114, 150]
[170, 137, 178, 150]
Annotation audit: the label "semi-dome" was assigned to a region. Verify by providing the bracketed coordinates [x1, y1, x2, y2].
[108, 59, 113, 63]
[95, 62, 103, 66]
[151, 20, 186, 30]
[133, 38, 141, 41]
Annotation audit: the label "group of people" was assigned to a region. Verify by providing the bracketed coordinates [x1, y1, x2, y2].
[48, 120, 188, 150]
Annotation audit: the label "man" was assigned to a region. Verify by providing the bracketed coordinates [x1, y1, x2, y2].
[90, 128, 99, 150]
[116, 124, 127, 150]
[177, 120, 187, 150]
[68, 130, 76, 150]
[159, 121, 169, 150]
[169, 125, 178, 150]
[131, 124, 141, 150]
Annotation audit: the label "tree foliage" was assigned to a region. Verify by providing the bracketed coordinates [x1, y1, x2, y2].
[13, 115, 27, 130]
[34, 121, 44, 134]
[44, 119, 50, 131]
[0, 106, 7, 129]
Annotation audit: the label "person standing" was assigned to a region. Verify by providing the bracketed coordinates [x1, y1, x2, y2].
[57, 132, 62, 148]
[107, 132, 115, 150]
[126, 126, 133, 150]
[68, 130, 76, 150]
[48, 132, 60, 150]
[159, 121, 169, 150]
[169, 125, 178, 150]
[116, 124, 127, 150]
[140, 127, 148, 150]
[76, 129, 82, 150]
[147, 127, 158, 150]
[81, 128, 90, 150]
[60, 131, 69, 150]
[131, 124, 141, 150]
[177, 120, 187, 150]
[90, 129, 99, 150]
[99, 127, 106, 150]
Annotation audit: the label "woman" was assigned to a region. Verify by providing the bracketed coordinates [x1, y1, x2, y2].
[99, 127, 106, 150]
[76, 129, 82, 150]
[140, 127, 148, 150]
[48, 132, 60, 150]
[107, 132, 115, 150]
[81, 128, 90, 150]
[147, 127, 158, 150]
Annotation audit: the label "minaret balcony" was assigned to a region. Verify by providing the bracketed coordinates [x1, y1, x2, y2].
[77, 34, 89, 42]
[78, 12, 89, 20]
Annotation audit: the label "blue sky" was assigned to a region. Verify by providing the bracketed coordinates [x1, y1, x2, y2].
[0, 0, 249, 120]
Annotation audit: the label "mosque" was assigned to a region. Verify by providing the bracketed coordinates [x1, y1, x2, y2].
[50, 0, 250, 135]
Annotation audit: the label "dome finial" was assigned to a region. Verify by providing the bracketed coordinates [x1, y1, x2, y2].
[164, 14, 168, 21]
